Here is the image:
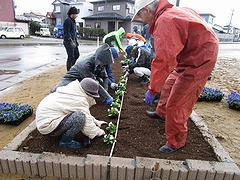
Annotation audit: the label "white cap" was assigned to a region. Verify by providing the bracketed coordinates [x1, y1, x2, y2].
[137, 41, 144, 47]
[128, 38, 138, 46]
[132, 0, 155, 21]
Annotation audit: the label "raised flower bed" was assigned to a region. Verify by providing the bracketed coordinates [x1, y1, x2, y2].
[227, 91, 240, 111]
[0, 103, 33, 126]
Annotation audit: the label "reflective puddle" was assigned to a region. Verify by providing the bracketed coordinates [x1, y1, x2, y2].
[0, 70, 21, 75]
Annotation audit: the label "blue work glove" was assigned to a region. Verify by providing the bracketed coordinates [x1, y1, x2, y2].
[144, 90, 155, 106]
[102, 95, 114, 105]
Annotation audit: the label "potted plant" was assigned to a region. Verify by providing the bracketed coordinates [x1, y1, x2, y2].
[198, 87, 224, 102]
[0, 102, 33, 125]
[227, 92, 240, 111]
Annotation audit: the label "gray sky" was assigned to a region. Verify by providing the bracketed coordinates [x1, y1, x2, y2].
[14, 0, 240, 28]
[177, 0, 239, 27]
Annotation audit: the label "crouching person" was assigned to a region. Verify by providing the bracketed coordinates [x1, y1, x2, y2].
[35, 78, 107, 149]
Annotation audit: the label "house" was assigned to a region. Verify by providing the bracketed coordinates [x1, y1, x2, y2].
[0, 0, 29, 34]
[45, 12, 56, 27]
[82, 0, 143, 35]
[198, 12, 215, 25]
[52, 0, 93, 28]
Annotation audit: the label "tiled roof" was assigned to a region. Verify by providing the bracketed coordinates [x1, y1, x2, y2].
[47, 12, 56, 19]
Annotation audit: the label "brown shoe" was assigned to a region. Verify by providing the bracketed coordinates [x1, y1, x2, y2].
[146, 110, 165, 121]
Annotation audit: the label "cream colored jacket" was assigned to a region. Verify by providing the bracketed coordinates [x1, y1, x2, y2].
[35, 80, 101, 139]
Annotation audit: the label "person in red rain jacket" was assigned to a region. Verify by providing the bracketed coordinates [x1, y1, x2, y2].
[132, 0, 219, 153]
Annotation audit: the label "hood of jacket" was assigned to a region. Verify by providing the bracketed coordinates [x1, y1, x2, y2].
[94, 43, 114, 66]
[117, 27, 125, 37]
[148, 0, 173, 34]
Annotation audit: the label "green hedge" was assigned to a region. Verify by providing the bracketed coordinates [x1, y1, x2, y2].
[78, 27, 106, 40]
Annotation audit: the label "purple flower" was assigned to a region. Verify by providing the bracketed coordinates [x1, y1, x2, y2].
[0, 103, 33, 122]
[227, 92, 240, 108]
[199, 87, 224, 100]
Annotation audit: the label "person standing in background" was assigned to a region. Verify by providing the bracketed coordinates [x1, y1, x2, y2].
[63, 6, 80, 71]
[133, 25, 141, 34]
[142, 24, 155, 58]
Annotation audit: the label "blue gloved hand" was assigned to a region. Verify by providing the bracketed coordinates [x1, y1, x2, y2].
[102, 95, 114, 105]
[144, 90, 155, 106]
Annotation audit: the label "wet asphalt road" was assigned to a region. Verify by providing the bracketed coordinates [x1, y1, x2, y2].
[0, 37, 99, 82]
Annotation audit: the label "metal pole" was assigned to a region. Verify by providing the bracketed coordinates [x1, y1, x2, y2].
[227, 9, 234, 34]
[176, 0, 180, 6]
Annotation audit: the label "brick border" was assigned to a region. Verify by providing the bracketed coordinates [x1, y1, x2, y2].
[0, 111, 240, 179]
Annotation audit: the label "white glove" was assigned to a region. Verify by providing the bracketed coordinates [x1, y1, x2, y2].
[94, 119, 107, 127]
[110, 83, 118, 90]
[97, 129, 105, 137]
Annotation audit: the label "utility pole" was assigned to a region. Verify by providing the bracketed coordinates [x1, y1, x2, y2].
[227, 9, 234, 33]
[176, 0, 180, 6]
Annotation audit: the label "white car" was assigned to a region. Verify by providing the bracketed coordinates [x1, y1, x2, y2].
[35, 28, 51, 37]
[0, 27, 25, 39]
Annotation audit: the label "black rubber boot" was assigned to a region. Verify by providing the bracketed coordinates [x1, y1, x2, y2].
[83, 136, 91, 148]
[59, 133, 82, 149]
[140, 75, 150, 84]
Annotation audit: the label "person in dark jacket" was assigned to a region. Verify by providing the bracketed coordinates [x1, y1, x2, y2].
[123, 45, 152, 83]
[63, 6, 80, 71]
[50, 44, 119, 105]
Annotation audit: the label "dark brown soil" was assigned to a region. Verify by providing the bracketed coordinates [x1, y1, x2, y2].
[18, 58, 218, 162]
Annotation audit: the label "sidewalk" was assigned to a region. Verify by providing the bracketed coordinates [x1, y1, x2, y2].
[0, 36, 100, 46]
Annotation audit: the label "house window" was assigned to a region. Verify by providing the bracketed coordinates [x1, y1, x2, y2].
[95, 22, 101, 29]
[98, 5, 104, 11]
[55, 5, 60, 13]
[208, 16, 213, 25]
[113, 4, 120, 11]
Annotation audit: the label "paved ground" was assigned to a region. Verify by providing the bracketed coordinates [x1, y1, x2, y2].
[0, 37, 101, 92]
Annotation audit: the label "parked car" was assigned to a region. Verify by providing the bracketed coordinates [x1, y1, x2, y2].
[53, 25, 64, 38]
[35, 28, 51, 37]
[0, 27, 25, 39]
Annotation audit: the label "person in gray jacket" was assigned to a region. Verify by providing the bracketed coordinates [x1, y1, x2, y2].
[36, 78, 107, 149]
[50, 43, 119, 105]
